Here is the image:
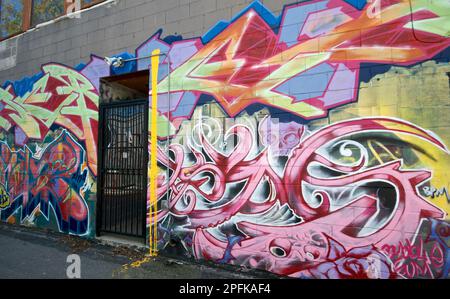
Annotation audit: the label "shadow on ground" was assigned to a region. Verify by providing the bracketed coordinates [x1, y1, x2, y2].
[0, 223, 278, 279]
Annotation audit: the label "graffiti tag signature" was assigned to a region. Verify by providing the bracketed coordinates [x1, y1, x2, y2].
[0, 183, 10, 209]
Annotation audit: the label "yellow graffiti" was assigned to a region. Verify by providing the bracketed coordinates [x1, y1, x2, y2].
[319, 61, 450, 219]
[368, 139, 398, 165]
[0, 183, 10, 209]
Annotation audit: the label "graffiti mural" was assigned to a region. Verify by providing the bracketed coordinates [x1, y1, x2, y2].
[148, 0, 450, 279]
[0, 0, 449, 278]
[0, 63, 100, 175]
[0, 131, 90, 235]
[138, 0, 450, 135]
[154, 111, 449, 279]
[0, 60, 106, 235]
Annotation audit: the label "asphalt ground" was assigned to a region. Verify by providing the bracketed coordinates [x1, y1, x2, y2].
[0, 223, 275, 279]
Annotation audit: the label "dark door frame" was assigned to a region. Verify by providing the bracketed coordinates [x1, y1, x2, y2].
[96, 99, 149, 240]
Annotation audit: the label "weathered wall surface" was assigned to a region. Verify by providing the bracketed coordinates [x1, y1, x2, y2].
[0, 0, 295, 84]
[0, 0, 296, 237]
[0, 0, 449, 279]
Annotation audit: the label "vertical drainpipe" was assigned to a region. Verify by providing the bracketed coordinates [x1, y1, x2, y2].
[148, 50, 171, 256]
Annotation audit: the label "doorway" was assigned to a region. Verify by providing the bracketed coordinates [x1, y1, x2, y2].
[97, 71, 149, 240]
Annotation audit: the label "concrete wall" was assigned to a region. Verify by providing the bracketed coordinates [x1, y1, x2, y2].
[0, 0, 297, 83]
[0, 0, 449, 279]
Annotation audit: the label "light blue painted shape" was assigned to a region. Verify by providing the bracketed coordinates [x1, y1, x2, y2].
[172, 92, 198, 118]
[275, 62, 334, 102]
[136, 36, 170, 72]
[278, 1, 328, 47]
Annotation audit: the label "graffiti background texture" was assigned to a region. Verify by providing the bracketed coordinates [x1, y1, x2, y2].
[1, 0, 449, 279]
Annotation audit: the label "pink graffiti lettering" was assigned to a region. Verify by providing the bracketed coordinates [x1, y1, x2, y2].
[382, 238, 445, 279]
[153, 117, 446, 277]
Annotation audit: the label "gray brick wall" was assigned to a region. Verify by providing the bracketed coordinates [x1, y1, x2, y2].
[0, 0, 299, 84]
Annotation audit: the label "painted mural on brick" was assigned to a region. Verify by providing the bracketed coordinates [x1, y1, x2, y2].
[149, 0, 450, 279]
[141, 0, 450, 136]
[0, 0, 449, 278]
[0, 60, 109, 236]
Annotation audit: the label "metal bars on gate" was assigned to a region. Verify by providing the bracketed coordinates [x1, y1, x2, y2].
[97, 100, 149, 239]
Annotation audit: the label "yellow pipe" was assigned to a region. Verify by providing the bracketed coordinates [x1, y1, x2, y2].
[149, 49, 160, 256]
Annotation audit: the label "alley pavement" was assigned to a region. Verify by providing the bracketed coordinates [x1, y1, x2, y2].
[0, 223, 272, 279]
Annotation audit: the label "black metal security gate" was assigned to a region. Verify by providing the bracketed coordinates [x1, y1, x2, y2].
[97, 100, 148, 239]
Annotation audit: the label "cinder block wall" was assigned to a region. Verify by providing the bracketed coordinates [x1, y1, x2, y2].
[0, 0, 297, 83]
[0, 0, 449, 280]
